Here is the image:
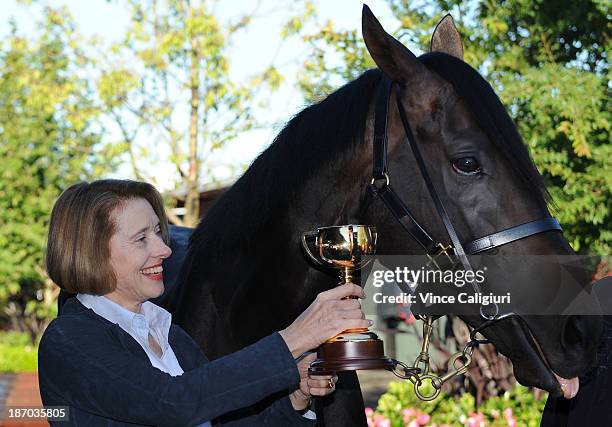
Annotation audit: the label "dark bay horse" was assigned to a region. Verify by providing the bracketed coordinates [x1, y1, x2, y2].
[163, 6, 603, 426]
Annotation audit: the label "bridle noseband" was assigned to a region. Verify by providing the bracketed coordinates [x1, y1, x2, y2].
[367, 76, 563, 399]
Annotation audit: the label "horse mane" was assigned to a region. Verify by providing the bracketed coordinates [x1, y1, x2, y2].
[190, 53, 549, 257]
[419, 52, 551, 203]
[189, 69, 384, 254]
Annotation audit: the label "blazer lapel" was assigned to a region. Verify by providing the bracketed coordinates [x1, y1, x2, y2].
[111, 324, 151, 362]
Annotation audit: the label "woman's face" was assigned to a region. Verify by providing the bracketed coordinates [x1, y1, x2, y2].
[106, 197, 172, 310]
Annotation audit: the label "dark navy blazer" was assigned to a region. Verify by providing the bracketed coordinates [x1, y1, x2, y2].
[38, 298, 315, 426]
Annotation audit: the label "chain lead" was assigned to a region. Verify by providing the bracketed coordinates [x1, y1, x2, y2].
[390, 314, 500, 401]
[412, 315, 434, 375]
[391, 359, 421, 384]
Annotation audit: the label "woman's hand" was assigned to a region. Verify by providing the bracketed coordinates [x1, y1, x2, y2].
[279, 283, 370, 358]
[289, 353, 338, 412]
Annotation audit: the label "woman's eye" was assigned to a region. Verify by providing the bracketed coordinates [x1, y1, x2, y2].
[136, 236, 146, 242]
[452, 157, 481, 175]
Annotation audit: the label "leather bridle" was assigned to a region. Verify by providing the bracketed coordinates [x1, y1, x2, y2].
[369, 76, 562, 306]
[368, 75, 564, 399]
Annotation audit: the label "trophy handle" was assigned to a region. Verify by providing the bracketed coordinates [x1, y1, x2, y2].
[301, 231, 325, 267]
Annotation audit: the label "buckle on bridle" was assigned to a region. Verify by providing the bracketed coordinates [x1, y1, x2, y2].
[370, 172, 390, 190]
[426, 243, 457, 269]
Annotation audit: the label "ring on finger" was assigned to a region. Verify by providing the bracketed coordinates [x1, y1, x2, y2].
[328, 378, 334, 389]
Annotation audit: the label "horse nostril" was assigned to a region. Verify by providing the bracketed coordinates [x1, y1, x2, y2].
[561, 316, 588, 352]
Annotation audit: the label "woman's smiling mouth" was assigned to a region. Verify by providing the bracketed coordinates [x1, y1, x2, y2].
[139, 264, 164, 281]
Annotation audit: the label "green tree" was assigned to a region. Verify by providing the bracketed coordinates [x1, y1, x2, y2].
[295, 0, 610, 255]
[0, 6, 115, 338]
[470, 0, 611, 255]
[0, 0, 302, 337]
[99, 0, 285, 226]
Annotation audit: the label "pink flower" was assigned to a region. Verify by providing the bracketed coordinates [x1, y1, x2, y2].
[466, 412, 486, 427]
[402, 408, 417, 423]
[373, 414, 391, 427]
[504, 407, 517, 427]
[365, 408, 375, 427]
[416, 413, 431, 425]
[407, 421, 419, 427]
[403, 408, 416, 417]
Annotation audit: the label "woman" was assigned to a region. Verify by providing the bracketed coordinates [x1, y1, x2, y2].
[38, 179, 371, 426]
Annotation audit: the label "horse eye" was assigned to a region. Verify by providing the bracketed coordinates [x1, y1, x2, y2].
[452, 157, 481, 175]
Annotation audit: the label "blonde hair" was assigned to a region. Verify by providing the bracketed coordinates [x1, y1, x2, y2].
[46, 180, 169, 294]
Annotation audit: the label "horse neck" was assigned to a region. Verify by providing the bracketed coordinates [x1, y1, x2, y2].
[292, 170, 369, 231]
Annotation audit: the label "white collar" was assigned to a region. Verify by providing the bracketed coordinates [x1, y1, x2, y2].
[76, 293, 172, 351]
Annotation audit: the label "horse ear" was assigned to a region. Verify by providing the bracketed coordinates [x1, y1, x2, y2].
[362, 4, 428, 83]
[430, 14, 464, 60]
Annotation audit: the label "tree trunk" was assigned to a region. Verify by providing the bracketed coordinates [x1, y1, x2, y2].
[184, 15, 201, 227]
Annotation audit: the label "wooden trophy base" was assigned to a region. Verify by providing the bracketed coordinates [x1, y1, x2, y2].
[308, 332, 395, 374]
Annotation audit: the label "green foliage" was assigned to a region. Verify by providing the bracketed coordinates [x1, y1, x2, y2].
[0, 331, 39, 372]
[295, 0, 610, 255]
[100, 0, 287, 225]
[469, 0, 611, 254]
[369, 381, 546, 426]
[299, 21, 376, 103]
[0, 6, 111, 335]
[0, 0, 297, 334]
[283, 2, 375, 103]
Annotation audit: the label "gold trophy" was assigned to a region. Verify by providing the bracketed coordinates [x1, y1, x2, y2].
[302, 224, 395, 373]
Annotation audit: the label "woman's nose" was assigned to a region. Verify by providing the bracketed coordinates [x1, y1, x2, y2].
[153, 235, 172, 259]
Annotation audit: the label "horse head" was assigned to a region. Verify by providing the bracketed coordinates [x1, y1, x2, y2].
[358, 5, 602, 398]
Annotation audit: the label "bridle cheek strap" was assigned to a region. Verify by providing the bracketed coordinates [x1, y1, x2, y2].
[369, 75, 563, 269]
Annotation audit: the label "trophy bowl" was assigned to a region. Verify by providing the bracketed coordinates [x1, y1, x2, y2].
[302, 224, 395, 374]
[302, 224, 376, 284]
